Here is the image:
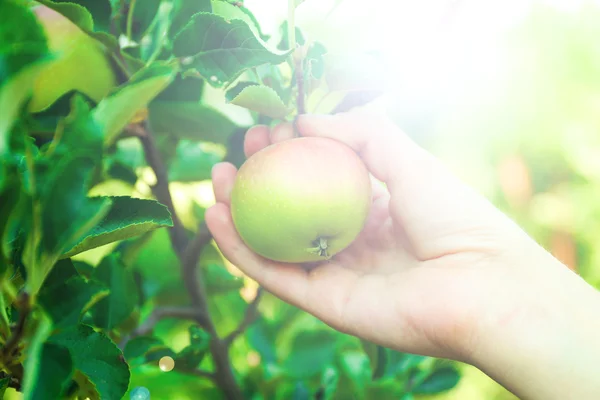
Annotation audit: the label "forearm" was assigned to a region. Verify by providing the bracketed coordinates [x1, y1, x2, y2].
[470, 254, 600, 400]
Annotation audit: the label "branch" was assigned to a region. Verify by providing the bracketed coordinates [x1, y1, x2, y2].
[138, 122, 188, 254]
[2, 293, 30, 360]
[175, 367, 217, 381]
[120, 307, 200, 347]
[137, 123, 244, 400]
[224, 287, 263, 348]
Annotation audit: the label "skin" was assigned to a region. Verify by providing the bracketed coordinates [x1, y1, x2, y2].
[231, 136, 371, 263]
[206, 109, 600, 400]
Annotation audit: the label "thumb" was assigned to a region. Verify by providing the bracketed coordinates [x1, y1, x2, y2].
[296, 111, 520, 259]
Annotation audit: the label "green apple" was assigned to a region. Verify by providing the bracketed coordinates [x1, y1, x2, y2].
[230, 137, 372, 263]
[29, 4, 117, 112]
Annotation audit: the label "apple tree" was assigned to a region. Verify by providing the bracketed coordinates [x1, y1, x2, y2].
[0, 0, 462, 398]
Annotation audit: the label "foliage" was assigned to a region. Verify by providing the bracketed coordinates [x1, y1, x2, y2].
[0, 0, 461, 399]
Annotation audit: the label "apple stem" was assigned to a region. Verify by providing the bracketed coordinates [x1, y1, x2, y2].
[306, 237, 331, 259]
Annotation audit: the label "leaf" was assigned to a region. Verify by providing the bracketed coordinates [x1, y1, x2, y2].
[338, 351, 371, 397]
[203, 263, 244, 295]
[412, 366, 461, 394]
[48, 324, 130, 400]
[305, 41, 327, 80]
[124, 336, 173, 367]
[89, 253, 139, 330]
[149, 101, 238, 144]
[0, 0, 51, 156]
[284, 330, 337, 379]
[168, 141, 223, 182]
[30, 96, 112, 295]
[228, 84, 292, 119]
[175, 325, 211, 369]
[291, 382, 311, 400]
[361, 339, 387, 380]
[52, 0, 112, 32]
[154, 74, 204, 102]
[36, 0, 95, 31]
[225, 81, 258, 102]
[62, 197, 173, 258]
[210, 0, 263, 41]
[319, 366, 339, 400]
[0, 377, 8, 397]
[121, 0, 161, 41]
[21, 313, 54, 398]
[23, 343, 74, 400]
[38, 259, 109, 329]
[168, 0, 212, 39]
[173, 13, 290, 87]
[93, 62, 177, 146]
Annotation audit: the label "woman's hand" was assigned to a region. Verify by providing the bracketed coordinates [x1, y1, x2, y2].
[206, 110, 600, 399]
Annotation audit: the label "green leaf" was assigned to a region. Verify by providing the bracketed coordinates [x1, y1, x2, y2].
[0, 377, 9, 397]
[284, 330, 337, 379]
[38, 259, 109, 329]
[338, 351, 371, 397]
[124, 336, 175, 367]
[175, 325, 211, 369]
[149, 101, 238, 144]
[319, 366, 339, 400]
[168, 0, 212, 39]
[305, 41, 327, 80]
[173, 13, 290, 87]
[203, 263, 244, 295]
[0, 0, 51, 156]
[228, 84, 292, 119]
[29, 96, 112, 295]
[361, 339, 387, 380]
[412, 366, 461, 394]
[155, 74, 204, 102]
[22, 313, 54, 398]
[291, 382, 311, 400]
[89, 253, 139, 330]
[122, 0, 161, 41]
[62, 197, 173, 258]
[225, 81, 258, 102]
[168, 141, 223, 182]
[36, 0, 95, 31]
[211, 0, 263, 41]
[49, 324, 130, 400]
[52, 0, 112, 32]
[24, 343, 74, 400]
[94, 62, 177, 146]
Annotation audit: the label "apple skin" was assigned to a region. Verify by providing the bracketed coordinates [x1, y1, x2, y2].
[230, 136, 372, 263]
[29, 5, 117, 112]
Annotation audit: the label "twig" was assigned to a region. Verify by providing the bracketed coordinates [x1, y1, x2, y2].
[138, 121, 188, 254]
[224, 288, 263, 347]
[120, 307, 200, 347]
[287, 0, 306, 115]
[175, 366, 217, 381]
[137, 123, 244, 400]
[2, 293, 30, 360]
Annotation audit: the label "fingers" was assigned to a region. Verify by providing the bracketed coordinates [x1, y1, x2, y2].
[205, 202, 360, 328]
[270, 122, 295, 143]
[244, 125, 271, 158]
[211, 162, 237, 205]
[296, 111, 517, 260]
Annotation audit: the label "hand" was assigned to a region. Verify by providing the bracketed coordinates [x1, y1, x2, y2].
[206, 110, 600, 399]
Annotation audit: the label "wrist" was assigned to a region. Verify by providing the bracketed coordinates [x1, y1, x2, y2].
[468, 251, 600, 399]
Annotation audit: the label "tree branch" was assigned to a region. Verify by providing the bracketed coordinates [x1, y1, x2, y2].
[137, 122, 244, 400]
[225, 288, 263, 348]
[120, 307, 200, 347]
[138, 122, 188, 254]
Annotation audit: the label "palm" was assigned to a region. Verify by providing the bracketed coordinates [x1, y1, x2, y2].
[206, 116, 527, 362]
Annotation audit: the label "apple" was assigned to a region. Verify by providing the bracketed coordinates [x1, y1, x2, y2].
[29, 4, 117, 112]
[230, 137, 372, 263]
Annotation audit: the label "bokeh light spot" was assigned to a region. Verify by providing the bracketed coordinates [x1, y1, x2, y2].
[130, 386, 150, 400]
[159, 356, 175, 372]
